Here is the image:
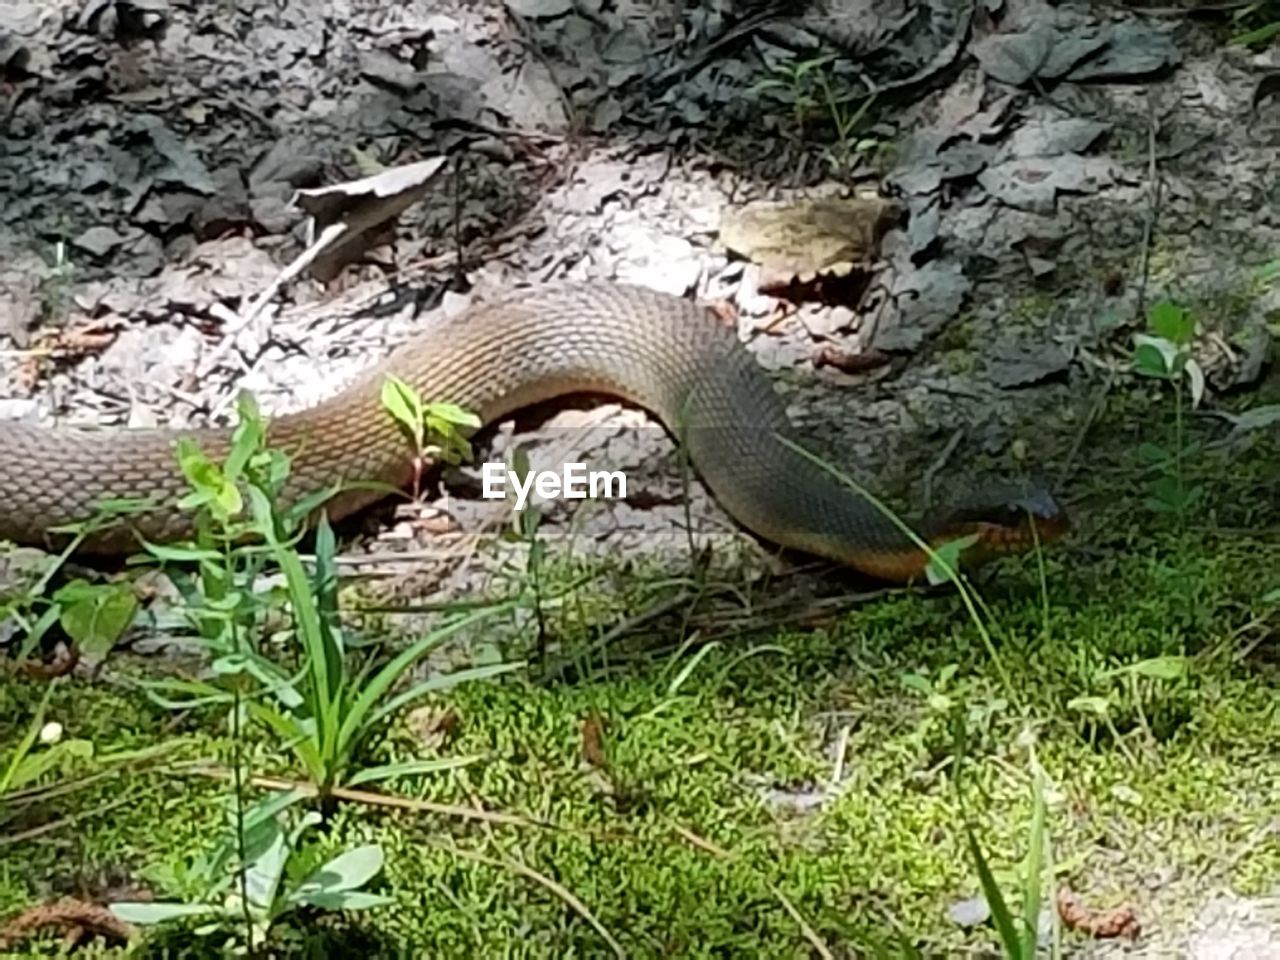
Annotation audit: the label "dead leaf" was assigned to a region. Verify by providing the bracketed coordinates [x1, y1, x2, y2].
[1009, 119, 1110, 158]
[813, 344, 890, 374]
[1066, 23, 1181, 81]
[72, 225, 128, 258]
[978, 155, 1117, 213]
[719, 196, 902, 291]
[581, 711, 608, 769]
[1056, 887, 1141, 940]
[292, 157, 448, 281]
[125, 114, 216, 195]
[987, 340, 1075, 388]
[405, 706, 459, 751]
[972, 24, 1057, 86]
[18, 641, 80, 679]
[0, 897, 134, 952]
[505, 0, 573, 18]
[874, 259, 971, 352]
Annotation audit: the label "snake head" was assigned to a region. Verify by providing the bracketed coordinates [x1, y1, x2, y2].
[927, 484, 1070, 566]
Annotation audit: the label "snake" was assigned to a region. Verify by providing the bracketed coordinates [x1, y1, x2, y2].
[0, 282, 1066, 581]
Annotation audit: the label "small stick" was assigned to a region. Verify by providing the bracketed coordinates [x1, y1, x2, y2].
[1136, 91, 1164, 320]
[180, 766, 546, 829]
[431, 842, 627, 959]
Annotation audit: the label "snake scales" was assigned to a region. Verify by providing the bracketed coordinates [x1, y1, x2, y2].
[0, 283, 1064, 581]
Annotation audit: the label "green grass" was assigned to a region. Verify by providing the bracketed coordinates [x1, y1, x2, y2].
[2, 397, 1279, 956]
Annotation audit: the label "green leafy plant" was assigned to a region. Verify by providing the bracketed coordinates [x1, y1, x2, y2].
[952, 719, 1057, 960]
[1, 500, 150, 664]
[901, 664, 1009, 762]
[964, 764, 1052, 960]
[1132, 300, 1205, 517]
[380, 372, 480, 500]
[138, 394, 522, 801]
[749, 55, 881, 174]
[111, 798, 393, 952]
[1068, 655, 1190, 760]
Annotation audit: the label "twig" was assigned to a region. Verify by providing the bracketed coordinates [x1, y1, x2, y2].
[921, 427, 965, 509]
[669, 822, 835, 959]
[543, 589, 694, 680]
[431, 842, 627, 959]
[1136, 91, 1164, 320]
[1056, 368, 1115, 489]
[829, 723, 852, 786]
[649, 7, 783, 87]
[771, 887, 837, 960]
[201, 222, 347, 382]
[179, 766, 548, 829]
[0, 794, 139, 847]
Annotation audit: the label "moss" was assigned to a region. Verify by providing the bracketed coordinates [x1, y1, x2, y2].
[2, 389, 1279, 958]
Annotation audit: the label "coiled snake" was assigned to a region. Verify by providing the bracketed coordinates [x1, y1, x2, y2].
[0, 283, 1066, 581]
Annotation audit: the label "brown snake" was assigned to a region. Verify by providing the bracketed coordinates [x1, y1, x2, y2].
[0, 283, 1065, 581]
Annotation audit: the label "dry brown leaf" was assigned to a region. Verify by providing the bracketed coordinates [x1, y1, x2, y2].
[719, 196, 902, 294]
[0, 898, 134, 952]
[405, 706, 460, 751]
[581, 711, 608, 769]
[812, 345, 890, 375]
[1056, 886, 1141, 940]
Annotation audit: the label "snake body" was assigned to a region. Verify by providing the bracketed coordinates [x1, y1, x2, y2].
[0, 283, 1063, 580]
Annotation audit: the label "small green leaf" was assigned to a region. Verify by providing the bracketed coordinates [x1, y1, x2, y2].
[925, 534, 979, 585]
[927, 692, 953, 713]
[1150, 474, 1184, 504]
[54, 581, 138, 657]
[1148, 301, 1193, 345]
[965, 827, 1024, 957]
[1137, 442, 1168, 464]
[345, 756, 480, 787]
[87, 497, 156, 517]
[1067, 695, 1112, 716]
[295, 844, 384, 895]
[1231, 20, 1280, 45]
[424, 402, 480, 429]
[1184, 357, 1206, 408]
[1133, 336, 1176, 378]
[110, 902, 221, 924]
[291, 890, 394, 911]
[225, 397, 265, 481]
[242, 818, 289, 912]
[213, 480, 243, 518]
[1262, 588, 1280, 604]
[175, 489, 213, 512]
[141, 542, 226, 563]
[381, 374, 425, 449]
[1106, 655, 1187, 681]
[900, 673, 933, 695]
